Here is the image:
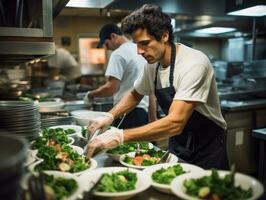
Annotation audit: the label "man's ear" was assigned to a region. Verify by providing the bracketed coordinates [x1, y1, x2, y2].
[162, 31, 169, 43]
[110, 33, 117, 39]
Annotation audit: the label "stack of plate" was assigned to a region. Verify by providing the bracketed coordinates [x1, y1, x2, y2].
[0, 134, 27, 200]
[40, 112, 74, 128]
[0, 101, 41, 141]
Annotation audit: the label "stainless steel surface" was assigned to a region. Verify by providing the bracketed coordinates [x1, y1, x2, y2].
[42, 0, 53, 37]
[0, 27, 43, 37]
[221, 99, 266, 111]
[0, 41, 55, 55]
[253, 128, 266, 141]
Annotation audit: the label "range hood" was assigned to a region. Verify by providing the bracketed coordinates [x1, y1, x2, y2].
[0, 0, 69, 65]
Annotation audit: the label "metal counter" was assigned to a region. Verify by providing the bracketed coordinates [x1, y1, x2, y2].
[221, 99, 266, 111]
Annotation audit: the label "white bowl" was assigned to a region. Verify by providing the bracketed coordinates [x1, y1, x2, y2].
[41, 171, 85, 200]
[170, 170, 265, 200]
[143, 163, 204, 194]
[28, 158, 97, 176]
[71, 110, 112, 126]
[106, 143, 154, 161]
[48, 125, 82, 137]
[119, 152, 178, 170]
[36, 101, 64, 113]
[79, 167, 151, 200]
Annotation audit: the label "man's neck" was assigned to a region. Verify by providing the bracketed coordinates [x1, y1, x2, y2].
[118, 35, 129, 46]
[160, 44, 172, 68]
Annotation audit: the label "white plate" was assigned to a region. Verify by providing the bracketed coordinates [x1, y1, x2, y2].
[143, 163, 204, 194]
[119, 152, 178, 170]
[36, 101, 64, 113]
[106, 143, 154, 161]
[41, 171, 85, 200]
[28, 158, 97, 176]
[170, 170, 265, 200]
[71, 110, 113, 126]
[79, 167, 150, 200]
[48, 125, 82, 137]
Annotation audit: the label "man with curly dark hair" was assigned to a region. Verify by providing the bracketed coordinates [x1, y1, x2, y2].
[87, 4, 229, 170]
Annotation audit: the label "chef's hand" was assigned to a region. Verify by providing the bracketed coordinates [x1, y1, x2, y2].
[87, 113, 114, 137]
[83, 91, 93, 104]
[86, 127, 123, 158]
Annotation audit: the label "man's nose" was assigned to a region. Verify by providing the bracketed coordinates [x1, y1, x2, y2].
[137, 47, 145, 55]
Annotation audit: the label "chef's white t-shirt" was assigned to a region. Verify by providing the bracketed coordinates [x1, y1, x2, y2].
[105, 42, 149, 111]
[134, 44, 227, 129]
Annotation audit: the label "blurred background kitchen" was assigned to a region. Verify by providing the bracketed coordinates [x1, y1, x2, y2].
[0, 0, 266, 192]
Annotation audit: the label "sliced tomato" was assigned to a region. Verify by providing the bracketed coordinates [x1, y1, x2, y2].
[142, 154, 151, 159]
[133, 156, 144, 166]
[211, 194, 220, 200]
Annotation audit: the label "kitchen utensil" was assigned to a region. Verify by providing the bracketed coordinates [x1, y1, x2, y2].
[157, 150, 170, 164]
[116, 113, 126, 128]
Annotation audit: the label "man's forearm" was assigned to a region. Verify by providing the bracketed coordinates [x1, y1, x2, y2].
[109, 90, 142, 119]
[90, 83, 116, 98]
[123, 100, 196, 142]
[123, 115, 182, 142]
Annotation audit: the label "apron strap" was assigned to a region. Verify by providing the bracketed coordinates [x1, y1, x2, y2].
[154, 43, 176, 90]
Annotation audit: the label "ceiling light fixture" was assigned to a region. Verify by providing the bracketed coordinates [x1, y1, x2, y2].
[228, 5, 266, 17]
[195, 27, 236, 34]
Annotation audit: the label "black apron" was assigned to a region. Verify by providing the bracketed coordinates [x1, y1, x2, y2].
[154, 43, 229, 170]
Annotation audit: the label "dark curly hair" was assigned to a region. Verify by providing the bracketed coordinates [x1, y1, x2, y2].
[121, 4, 174, 44]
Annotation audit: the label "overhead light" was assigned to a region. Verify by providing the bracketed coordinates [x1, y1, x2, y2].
[66, 0, 113, 8]
[195, 27, 236, 34]
[228, 5, 266, 17]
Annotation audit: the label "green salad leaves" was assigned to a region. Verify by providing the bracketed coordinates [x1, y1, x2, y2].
[107, 142, 150, 155]
[94, 170, 137, 193]
[44, 173, 78, 200]
[152, 164, 186, 184]
[35, 144, 90, 173]
[184, 169, 253, 200]
[31, 128, 72, 149]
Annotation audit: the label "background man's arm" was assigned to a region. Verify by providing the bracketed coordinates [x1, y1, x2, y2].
[109, 89, 143, 119]
[89, 76, 120, 98]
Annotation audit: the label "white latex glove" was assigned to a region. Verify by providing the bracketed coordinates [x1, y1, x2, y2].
[83, 91, 93, 104]
[87, 113, 114, 136]
[86, 127, 123, 158]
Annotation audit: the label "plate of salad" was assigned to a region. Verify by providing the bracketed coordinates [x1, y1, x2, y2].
[30, 128, 75, 150]
[79, 167, 150, 200]
[28, 143, 97, 176]
[40, 171, 84, 200]
[48, 125, 82, 137]
[143, 163, 204, 194]
[119, 149, 178, 169]
[170, 169, 264, 200]
[106, 142, 154, 161]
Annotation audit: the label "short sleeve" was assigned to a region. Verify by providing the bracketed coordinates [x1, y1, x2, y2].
[174, 64, 213, 103]
[134, 64, 153, 95]
[105, 54, 126, 80]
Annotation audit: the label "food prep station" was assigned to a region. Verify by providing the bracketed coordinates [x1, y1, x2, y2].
[0, 0, 266, 199]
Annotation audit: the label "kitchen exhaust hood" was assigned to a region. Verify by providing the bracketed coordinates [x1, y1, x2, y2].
[0, 0, 69, 65]
[226, 0, 266, 17]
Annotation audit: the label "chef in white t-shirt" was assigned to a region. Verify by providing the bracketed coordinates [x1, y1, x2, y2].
[86, 5, 229, 170]
[84, 24, 157, 129]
